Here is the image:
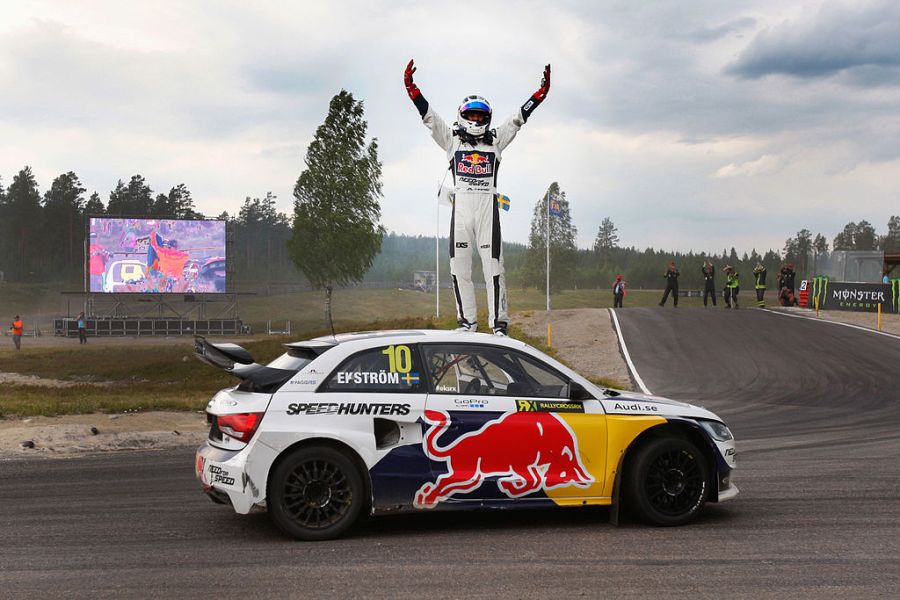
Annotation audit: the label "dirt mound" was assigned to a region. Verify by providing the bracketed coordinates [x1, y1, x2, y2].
[1, 411, 208, 458]
[513, 308, 631, 389]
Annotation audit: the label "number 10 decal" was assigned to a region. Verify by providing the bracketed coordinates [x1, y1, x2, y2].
[382, 345, 412, 373]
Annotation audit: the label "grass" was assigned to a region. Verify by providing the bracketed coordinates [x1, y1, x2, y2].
[241, 287, 716, 332]
[0, 386, 211, 417]
[2, 281, 739, 335]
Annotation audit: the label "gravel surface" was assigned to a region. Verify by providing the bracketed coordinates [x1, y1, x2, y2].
[513, 308, 632, 388]
[0, 411, 208, 457]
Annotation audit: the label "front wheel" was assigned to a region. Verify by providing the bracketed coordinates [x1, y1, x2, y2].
[625, 437, 709, 526]
[267, 446, 365, 541]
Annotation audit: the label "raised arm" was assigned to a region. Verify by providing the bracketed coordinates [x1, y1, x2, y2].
[522, 64, 551, 122]
[404, 59, 427, 117]
[405, 59, 452, 152]
[496, 64, 551, 150]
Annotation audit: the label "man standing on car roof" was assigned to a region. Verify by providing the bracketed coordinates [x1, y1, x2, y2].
[405, 59, 550, 336]
[701, 260, 717, 307]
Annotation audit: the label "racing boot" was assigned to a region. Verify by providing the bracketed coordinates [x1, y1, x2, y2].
[455, 321, 477, 333]
[492, 322, 508, 337]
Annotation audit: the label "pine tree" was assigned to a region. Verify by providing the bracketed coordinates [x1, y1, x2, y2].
[107, 175, 154, 215]
[236, 192, 291, 282]
[288, 90, 385, 330]
[593, 217, 619, 255]
[4, 167, 43, 278]
[813, 234, 829, 255]
[525, 182, 578, 292]
[833, 222, 856, 251]
[881, 216, 900, 252]
[854, 220, 877, 250]
[43, 171, 86, 275]
[169, 184, 200, 218]
[84, 191, 105, 215]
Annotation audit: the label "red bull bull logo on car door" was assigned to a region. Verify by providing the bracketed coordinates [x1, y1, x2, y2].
[414, 410, 595, 508]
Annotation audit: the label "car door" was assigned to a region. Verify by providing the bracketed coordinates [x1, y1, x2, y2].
[317, 343, 429, 510]
[416, 343, 608, 509]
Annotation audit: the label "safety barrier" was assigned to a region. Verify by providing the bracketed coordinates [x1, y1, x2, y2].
[54, 318, 245, 337]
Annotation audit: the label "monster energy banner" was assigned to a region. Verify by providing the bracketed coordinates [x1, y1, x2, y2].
[809, 277, 898, 313]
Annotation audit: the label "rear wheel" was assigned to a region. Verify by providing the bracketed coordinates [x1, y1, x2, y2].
[625, 437, 709, 526]
[267, 446, 364, 541]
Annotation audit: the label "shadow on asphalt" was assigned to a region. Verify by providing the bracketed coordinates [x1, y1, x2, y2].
[212, 501, 740, 542]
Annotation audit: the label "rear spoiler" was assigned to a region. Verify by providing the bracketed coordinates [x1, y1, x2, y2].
[194, 336, 296, 393]
[194, 336, 255, 371]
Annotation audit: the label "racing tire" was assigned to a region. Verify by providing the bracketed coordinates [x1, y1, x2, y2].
[624, 437, 709, 526]
[268, 446, 365, 541]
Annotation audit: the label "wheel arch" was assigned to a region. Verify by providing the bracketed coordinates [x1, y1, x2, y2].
[610, 420, 719, 521]
[266, 436, 374, 515]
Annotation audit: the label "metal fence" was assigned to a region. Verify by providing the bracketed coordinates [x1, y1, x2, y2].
[809, 251, 885, 283]
[54, 318, 245, 337]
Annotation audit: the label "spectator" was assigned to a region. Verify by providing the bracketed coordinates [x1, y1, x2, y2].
[77, 312, 88, 345]
[10, 315, 23, 350]
[724, 266, 740, 309]
[778, 263, 797, 294]
[701, 261, 717, 307]
[753, 262, 767, 308]
[613, 275, 626, 308]
[658, 261, 680, 307]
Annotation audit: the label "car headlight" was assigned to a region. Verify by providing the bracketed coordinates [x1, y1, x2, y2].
[698, 420, 734, 442]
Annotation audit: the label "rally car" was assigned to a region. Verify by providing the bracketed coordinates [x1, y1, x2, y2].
[194, 330, 737, 541]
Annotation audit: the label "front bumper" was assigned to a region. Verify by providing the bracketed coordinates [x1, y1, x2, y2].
[716, 468, 739, 502]
[195, 441, 260, 514]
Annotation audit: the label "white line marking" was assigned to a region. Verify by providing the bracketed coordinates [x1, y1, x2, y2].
[760, 308, 900, 341]
[608, 308, 652, 395]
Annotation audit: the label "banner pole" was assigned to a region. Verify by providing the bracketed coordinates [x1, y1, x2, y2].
[546, 190, 551, 347]
[877, 302, 882, 331]
[436, 189, 440, 319]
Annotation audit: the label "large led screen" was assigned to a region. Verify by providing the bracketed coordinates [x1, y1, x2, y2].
[88, 218, 226, 293]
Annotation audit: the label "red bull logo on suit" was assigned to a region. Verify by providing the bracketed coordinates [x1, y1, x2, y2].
[455, 151, 494, 176]
[414, 410, 594, 508]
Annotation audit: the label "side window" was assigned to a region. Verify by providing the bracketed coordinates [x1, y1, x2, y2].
[424, 344, 569, 398]
[323, 344, 425, 393]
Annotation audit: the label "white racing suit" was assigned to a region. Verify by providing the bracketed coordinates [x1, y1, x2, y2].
[415, 98, 541, 331]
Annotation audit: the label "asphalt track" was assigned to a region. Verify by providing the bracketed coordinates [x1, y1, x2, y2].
[2, 307, 898, 599]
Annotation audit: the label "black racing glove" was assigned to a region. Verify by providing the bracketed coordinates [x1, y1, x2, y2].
[521, 64, 551, 122]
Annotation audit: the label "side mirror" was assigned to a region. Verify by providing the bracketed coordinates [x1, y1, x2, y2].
[569, 381, 594, 401]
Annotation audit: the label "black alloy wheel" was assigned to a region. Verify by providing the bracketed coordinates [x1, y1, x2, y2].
[268, 446, 364, 541]
[625, 437, 709, 526]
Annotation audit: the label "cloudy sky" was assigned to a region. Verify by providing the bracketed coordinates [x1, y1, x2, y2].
[1, 0, 898, 254]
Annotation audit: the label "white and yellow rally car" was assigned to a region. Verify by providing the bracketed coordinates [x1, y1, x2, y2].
[194, 330, 737, 540]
